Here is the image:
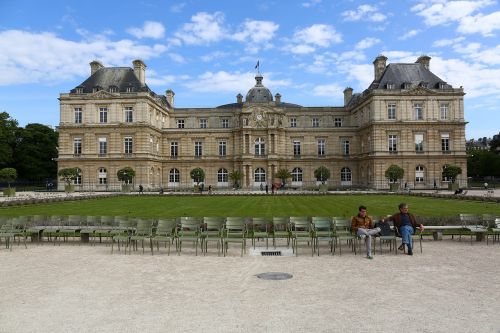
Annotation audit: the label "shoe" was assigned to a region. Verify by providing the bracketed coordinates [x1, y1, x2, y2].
[407, 250, 413, 255]
[367, 255, 373, 259]
[398, 244, 404, 251]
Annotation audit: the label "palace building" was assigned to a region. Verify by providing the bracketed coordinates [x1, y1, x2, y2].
[57, 55, 467, 190]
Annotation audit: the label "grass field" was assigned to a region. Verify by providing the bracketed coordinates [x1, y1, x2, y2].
[0, 194, 498, 218]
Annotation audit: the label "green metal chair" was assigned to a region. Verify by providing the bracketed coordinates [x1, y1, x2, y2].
[376, 220, 397, 255]
[111, 217, 137, 254]
[152, 218, 177, 255]
[272, 217, 291, 248]
[129, 218, 153, 255]
[200, 217, 225, 256]
[223, 217, 246, 257]
[57, 215, 84, 244]
[176, 217, 202, 256]
[290, 217, 312, 256]
[486, 217, 500, 245]
[311, 216, 333, 256]
[94, 216, 115, 245]
[250, 217, 271, 249]
[26, 215, 47, 243]
[0, 218, 15, 251]
[80, 216, 100, 245]
[333, 218, 357, 255]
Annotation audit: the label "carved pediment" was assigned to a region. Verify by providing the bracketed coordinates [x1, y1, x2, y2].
[91, 90, 116, 99]
[404, 86, 436, 95]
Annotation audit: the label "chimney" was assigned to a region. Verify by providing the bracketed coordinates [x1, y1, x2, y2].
[343, 87, 353, 106]
[236, 93, 243, 104]
[132, 59, 147, 86]
[166, 89, 175, 107]
[373, 55, 387, 81]
[275, 93, 281, 104]
[90, 60, 104, 76]
[416, 55, 431, 70]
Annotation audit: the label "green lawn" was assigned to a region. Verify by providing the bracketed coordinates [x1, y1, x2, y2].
[0, 194, 498, 218]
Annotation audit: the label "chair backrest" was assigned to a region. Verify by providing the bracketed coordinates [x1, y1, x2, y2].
[333, 219, 352, 232]
[291, 218, 311, 233]
[481, 214, 496, 228]
[311, 217, 332, 231]
[100, 216, 115, 226]
[86, 216, 100, 226]
[68, 215, 83, 226]
[225, 217, 245, 230]
[156, 218, 177, 236]
[48, 215, 65, 226]
[134, 219, 152, 236]
[31, 215, 47, 226]
[459, 214, 480, 226]
[203, 217, 225, 230]
[251, 217, 269, 232]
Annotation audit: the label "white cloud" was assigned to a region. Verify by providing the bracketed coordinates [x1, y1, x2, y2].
[183, 71, 291, 93]
[355, 37, 380, 50]
[342, 4, 387, 22]
[457, 11, 500, 35]
[200, 51, 230, 62]
[232, 20, 279, 44]
[174, 12, 227, 45]
[0, 30, 167, 85]
[170, 3, 186, 13]
[168, 53, 187, 63]
[398, 29, 421, 40]
[126, 21, 165, 39]
[288, 24, 342, 54]
[311, 83, 344, 98]
[432, 36, 465, 47]
[290, 44, 316, 54]
[302, 0, 321, 8]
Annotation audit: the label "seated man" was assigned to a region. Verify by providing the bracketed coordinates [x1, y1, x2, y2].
[383, 203, 424, 255]
[351, 205, 380, 260]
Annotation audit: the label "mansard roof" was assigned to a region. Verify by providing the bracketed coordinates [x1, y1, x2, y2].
[369, 63, 452, 90]
[70, 67, 151, 94]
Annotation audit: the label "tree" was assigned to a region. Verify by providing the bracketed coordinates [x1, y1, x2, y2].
[314, 166, 330, 184]
[275, 168, 291, 185]
[385, 165, 404, 182]
[0, 112, 18, 169]
[229, 170, 242, 188]
[490, 135, 500, 155]
[58, 167, 80, 186]
[117, 167, 136, 184]
[0, 167, 17, 187]
[442, 165, 462, 183]
[467, 149, 500, 179]
[13, 123, 58, 180]
[190, 167, 205, 184]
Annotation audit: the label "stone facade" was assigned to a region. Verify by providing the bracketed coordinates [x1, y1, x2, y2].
[57, 55, 467, 191]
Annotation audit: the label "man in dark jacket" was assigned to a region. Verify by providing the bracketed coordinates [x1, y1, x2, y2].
[383, 203, 424, 255]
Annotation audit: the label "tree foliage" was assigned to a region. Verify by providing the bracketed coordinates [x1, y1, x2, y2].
[467, 149, 500, 178]
[117, 167, 136, 184]
[314, 166, 330, 183]
[442, 165, 462, 183]
[229, 170, 242, 187]
[275, 168, 291, 182]
[190, 167, 205, 184]
[58, 168, 80, 185]
[0, 112, 18, 169]
[385, 165, 404, 182]
[0, 168, 17, 187]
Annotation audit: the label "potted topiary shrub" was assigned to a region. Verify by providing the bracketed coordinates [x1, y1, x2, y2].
[229, 170, 242, 189]
[117, 167, 136, 192]
[0, 167, 17, 197]
[314, 166, 330, 192]
[274, 168, 291, 190]
[385, 165, 404, 191]
[58, 167, 80, 193]
[190, 167, 205, 193]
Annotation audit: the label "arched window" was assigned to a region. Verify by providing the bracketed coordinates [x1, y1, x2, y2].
[218, 168, 228, 183]
[169, 168, 180, 183]
[255, 138, 265, 156]
[415, 165, 424, 183]
[292, 167, 302, 182]
[341, 167, 352, 182]
[74, 168, 82, 185]
[98, 167, 107, 184]
[441, 164, 450, 182]
[254, 167, 266, 182]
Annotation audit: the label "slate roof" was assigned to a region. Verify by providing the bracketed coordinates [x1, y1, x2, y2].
[368, 63, 452, 90]
[70, 67, 151, 94]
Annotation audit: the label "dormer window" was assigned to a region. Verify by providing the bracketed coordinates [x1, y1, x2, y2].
[386, 82, 395, 90]
[419, 82, 428, 88]
[402, 82, 412, 90]
[438, 82, 447, 90]
[92, 86, 101, 93]
[126, 86, 134, 93]
[76, 87, 84, 94]
[109, 86, 118, 93]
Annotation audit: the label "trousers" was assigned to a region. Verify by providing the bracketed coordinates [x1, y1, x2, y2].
[357, 228, 380, 256]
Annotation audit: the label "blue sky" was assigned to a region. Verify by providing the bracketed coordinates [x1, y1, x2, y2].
[1, 0, 499, 139]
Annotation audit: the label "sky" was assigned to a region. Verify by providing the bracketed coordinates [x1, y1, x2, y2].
[0, 0, 499, 140]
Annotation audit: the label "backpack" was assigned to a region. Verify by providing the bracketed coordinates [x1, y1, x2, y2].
[377, 221, 393, 236]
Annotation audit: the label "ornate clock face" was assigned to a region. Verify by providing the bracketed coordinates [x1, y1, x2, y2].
[256, 114, 263, 120]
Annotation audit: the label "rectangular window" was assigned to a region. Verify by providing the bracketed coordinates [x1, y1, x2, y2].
[74, 108, 82, 124]
[199, 118, 207, 129]
[170, 141, 178, 157]
[99, 107, 108, 123]
[290, 117, 297, 128]
[317, 139, 325, 156]
[293, 140, 301, 156]
[219, 140, 227, 156]
[342, 139, 350, 156]
[124, 137, 133, 154]
[415, 134, 424, 152]
[312, 117, 320, 128]
[389, 135, 397, 152]
[440, 103, 448, 120]
[221, 118, 229, 128]
[414, 103, 423, 120]
[124, 107, 133, 123]
[195, 141, 203, 157]
[99, 137, 107, 155]
[73, 138, 82, 155]
[334, 118, 342, 127]
[177, 119, 185, 129]
[387, 103, 396, 120]
[441, 133, 450, 152]
[98, 168, 107, 184]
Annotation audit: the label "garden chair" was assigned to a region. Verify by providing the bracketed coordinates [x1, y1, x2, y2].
[222, 217, 246, 257]
[250, 217, 271, 249]
[152, 218, 177, 255]
[290, 217, 312, 256]
[200, 217, 225, 256]
[333, 218, 357, 255]
[459, 214, 485, 245]
[111, 217, 137, 254]
[486, 217, 500, 245]
[25, 215, 47, 243]
[42, 215, 65, 245]
[176, 217, 202, 256]
[272, 217, 291, 248]
[80, 216, 100, 244]
[0, 218, 15, 251]
[376, 220, 397, 255]
[311, 216, 334, 256]
[94, 216, 115, 245]
[129, 218, 153, 255]
[57, 215, 84, 244]
[10, 216, 29, 248]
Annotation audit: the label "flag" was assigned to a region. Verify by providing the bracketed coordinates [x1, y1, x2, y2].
[255, 60, 259, 69]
